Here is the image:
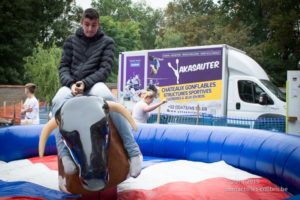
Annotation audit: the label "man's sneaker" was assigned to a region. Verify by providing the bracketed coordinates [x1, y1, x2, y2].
[129, 154, 143, 178]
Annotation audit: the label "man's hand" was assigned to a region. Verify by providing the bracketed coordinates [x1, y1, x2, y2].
[71, 84, 78, 96]
[71, 81, 85, 96]
[75, 81, 85, 94]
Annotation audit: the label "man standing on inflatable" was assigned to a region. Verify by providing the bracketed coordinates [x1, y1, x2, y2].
[51, 8, 142, 178]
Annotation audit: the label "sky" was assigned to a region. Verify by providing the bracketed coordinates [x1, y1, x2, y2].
[76, 0, 173, 10]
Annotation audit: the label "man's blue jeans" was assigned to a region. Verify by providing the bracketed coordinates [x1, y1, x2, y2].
[51, 82, 140, 158]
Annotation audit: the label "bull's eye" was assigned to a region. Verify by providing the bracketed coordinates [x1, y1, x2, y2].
[90, 118, 110, 174]
[60, 129, 85, 167]
[60, 130, 79, 150]
[90, 118, 110, 146]
[60, 130, 79, 145]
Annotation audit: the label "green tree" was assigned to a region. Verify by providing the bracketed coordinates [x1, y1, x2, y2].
[44, 5, 83, 47]
[0, 0, 79, 84]
[100, 16, 143, 82]
[92, 0, 163, 49]
[91, 0, 133, 21]
[101, 16, 142, 52]
[24, 44, 61, 104]
[130, 2, 164, 49]
[155, 28, 185, 48]
[219, 0, 300, 85]
[162, 0, 218, 46]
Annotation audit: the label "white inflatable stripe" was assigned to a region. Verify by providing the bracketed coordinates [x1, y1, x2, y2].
[0, 159, 59, 191]
[0, 160, 32, 172]
[118, 160, 260, 192]
[0, 159, 260, 193]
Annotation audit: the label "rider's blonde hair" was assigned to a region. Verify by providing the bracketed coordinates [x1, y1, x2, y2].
[144, 90, 155, 99]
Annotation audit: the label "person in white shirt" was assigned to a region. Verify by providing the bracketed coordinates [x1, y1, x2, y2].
[21, 83, 39, 125]
[132, 89, 166, 123]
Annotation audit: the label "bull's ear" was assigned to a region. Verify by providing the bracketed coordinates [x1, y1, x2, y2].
[102, 101, 109, 114]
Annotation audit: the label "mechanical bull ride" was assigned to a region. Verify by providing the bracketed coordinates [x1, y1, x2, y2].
[38, 96, 139, 194]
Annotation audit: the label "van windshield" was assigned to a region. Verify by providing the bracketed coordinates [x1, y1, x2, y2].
[260, 79, 286, 102]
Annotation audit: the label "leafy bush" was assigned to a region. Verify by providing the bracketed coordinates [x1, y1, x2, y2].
[24, 44, 61, 104]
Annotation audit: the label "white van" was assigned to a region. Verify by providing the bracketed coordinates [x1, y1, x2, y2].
[118, 45, 286, 127]
[226, 47, 286, 120]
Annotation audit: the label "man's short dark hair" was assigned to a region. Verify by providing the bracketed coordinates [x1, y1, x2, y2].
[25, 83, 36, 94]
[82, 8, 99, 20]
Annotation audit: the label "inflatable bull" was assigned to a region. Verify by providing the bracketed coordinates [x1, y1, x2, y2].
[38, 96, 137, 194]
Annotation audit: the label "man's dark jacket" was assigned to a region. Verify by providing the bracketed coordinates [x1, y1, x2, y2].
[59, 27, 116, 91]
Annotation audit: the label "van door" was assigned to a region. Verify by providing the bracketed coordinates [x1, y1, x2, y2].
[228, 78, 274, 119]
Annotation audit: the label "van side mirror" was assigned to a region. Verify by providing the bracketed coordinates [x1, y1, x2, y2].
[259, 92, 268, 105]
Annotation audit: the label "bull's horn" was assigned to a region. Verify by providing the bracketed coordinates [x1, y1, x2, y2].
[39, 118, 58, 157]
[107, 101, 138, 131]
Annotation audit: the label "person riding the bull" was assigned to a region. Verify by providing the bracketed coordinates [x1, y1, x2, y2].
[51, 8, 142, 177]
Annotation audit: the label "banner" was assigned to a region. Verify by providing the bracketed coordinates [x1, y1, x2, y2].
[125, 55, 145, 90]
[159, 80, 222, 102]
[147, 47, 223, 115]
[121, 55, 146, 105]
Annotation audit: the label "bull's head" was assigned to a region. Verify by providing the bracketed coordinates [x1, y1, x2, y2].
[38, 96, 137, 191]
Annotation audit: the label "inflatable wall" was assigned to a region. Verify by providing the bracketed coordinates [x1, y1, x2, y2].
[0, 124, 299, 197]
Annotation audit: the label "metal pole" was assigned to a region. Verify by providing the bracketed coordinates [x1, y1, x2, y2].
[196, 104, 200, 125]
[157, 106, 161, 124]
[3, 101, 6, 116]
